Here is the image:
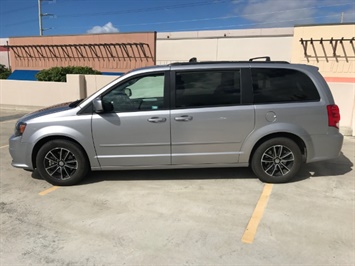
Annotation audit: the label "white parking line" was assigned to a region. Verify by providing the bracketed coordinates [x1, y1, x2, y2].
[0, 145, 9, 149]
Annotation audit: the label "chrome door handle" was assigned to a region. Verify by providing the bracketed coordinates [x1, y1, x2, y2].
[174, 115, 193, 122]
[147, 117, 167, 123]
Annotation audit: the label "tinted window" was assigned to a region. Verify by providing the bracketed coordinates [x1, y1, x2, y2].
[102, 74, 165, 112]
[251, 68, 320, 104]
[175, 70, 241, 108]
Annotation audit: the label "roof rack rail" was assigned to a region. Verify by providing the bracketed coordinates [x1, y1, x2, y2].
[170, 56, 289, 66]
[249, 56, 271, 61]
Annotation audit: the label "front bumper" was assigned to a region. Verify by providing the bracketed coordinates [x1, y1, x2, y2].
[9, 135, 34, 170]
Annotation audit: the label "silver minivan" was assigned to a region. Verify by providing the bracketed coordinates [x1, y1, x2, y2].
[9, 59, 344, 185]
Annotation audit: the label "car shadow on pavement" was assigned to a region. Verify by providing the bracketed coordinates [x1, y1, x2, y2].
[31, 152, 353, 185]
[80, 152, 353, 185]
[291, 152, 353, 182]
[80, 167, 257, 185]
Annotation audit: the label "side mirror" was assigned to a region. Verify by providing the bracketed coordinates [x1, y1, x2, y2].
[124, 88, 132, 97]
[93, 98, 104, 113]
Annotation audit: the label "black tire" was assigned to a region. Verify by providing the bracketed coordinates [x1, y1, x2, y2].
[36, 139, 89, 186]
[251, 137, 302, 183]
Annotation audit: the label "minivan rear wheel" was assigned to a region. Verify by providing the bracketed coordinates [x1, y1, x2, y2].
[251, 137, 302, 183]
[36, 139, 89, 186]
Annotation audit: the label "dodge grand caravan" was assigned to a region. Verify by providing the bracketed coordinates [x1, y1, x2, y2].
[9, 58, 344, 185]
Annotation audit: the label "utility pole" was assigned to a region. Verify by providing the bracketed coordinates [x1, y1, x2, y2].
[341, 12, 344, 23]
[38, 0, 54, 36]
[38, 0, 43, 36]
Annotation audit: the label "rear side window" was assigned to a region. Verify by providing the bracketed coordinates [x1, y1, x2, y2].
[251, 68, 320, 104]
[175, 70, 241, 108]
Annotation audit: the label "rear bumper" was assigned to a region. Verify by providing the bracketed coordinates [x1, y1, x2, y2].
[307, 131, 344, 163]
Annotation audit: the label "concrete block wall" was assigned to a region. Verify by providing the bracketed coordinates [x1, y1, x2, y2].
[0, 74, 119, 109]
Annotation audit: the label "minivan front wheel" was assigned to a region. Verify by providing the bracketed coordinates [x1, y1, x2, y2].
[36, 139, 89, 186]
[251, 138, 302, 183]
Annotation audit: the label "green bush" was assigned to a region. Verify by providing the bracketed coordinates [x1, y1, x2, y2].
[36, 66, 101, 82]
[0, 64, 11, 79]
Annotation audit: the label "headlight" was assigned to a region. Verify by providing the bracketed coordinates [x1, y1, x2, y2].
[14, 122, 27, 136]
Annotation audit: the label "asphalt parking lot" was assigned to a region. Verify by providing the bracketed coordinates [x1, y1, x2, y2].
[0, 108, 354, 265]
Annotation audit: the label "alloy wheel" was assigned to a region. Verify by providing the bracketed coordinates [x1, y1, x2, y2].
[261, 145, 295, 177]
[44, 147, 78, 180]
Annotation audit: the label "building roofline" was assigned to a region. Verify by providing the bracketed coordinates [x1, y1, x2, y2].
[157, 27, 294, 40]
[295, 22, 355, 28]
[8, 31, 157, 39]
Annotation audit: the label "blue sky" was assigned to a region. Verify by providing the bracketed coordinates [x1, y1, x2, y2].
[0, 0, 354, 38]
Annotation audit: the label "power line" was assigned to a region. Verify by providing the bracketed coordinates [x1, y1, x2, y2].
[59, 0, 226, 18]
[3, 19, 38, 27]
[0, 4, 37, 14]
[171, 14, 351, 32]
[2, 0, 353, 33]
[55, 2, 353, 29]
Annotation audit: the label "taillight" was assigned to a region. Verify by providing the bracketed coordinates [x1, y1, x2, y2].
[327, 105, 340, 128]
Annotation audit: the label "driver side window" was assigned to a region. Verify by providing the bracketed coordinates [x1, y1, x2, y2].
[102, 73, 165, 112]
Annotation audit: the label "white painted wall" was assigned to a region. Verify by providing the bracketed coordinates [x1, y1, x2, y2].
[156, 28, 293, 64]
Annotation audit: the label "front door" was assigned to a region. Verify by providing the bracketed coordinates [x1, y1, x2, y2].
[92, 72, 171, 168]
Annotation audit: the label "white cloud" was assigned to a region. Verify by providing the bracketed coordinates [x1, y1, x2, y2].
[87, 22, 119, 34]
[232, 0, 355, 27]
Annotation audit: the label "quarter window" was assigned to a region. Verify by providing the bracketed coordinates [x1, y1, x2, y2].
[102, 74, 165, 112]
[175, 70, 241, 108]
[251, 68, 320, 104]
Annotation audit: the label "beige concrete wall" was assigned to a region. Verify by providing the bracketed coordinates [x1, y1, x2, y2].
[291, 24, 355, 79]
[156, 28, 293, 64]
[328, 82, 355, 136]
[0, 75, 81, 107]
[84, 75, 119, 96]
[0, 74, 118, 108]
